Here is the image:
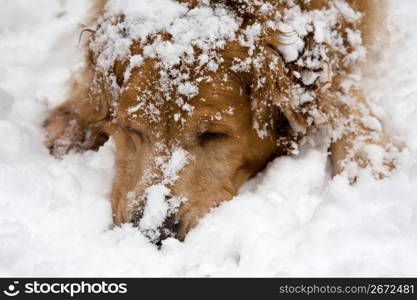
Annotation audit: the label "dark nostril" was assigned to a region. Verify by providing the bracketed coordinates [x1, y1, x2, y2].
[155, 239, 163, 248]
[150, 217, 181, 249]
[159, 215, 181, 240]
[136, 214, 182, 247]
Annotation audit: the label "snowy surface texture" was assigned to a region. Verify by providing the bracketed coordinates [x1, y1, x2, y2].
[1, 0, 417, 276]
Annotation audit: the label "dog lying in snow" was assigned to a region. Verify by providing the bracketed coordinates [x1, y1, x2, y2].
[44, 0, 396, 242]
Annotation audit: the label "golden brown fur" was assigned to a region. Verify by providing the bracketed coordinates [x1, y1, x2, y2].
[44, 0, 394, 241]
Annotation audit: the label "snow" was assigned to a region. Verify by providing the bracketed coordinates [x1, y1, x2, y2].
[0, 0, 417, 277]
[91, 0, 242, 122]
[92, 0, 240, 72]
[137, 147, 190, 241]
[0, 89, 14, 119]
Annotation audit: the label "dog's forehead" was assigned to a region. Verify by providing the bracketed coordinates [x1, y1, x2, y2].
[117, 57, 249, 130]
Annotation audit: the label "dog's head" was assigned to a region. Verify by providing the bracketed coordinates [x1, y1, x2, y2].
[110, 46, 299, 241]
[92, 0, 320, 241]
[43, 0, 383, 241]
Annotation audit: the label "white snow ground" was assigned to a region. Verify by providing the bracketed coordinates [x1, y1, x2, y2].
[0, 0, 416, 277]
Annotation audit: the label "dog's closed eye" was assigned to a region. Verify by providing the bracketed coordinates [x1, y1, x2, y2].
[127, 127, 143, 139]
[198, 131, 229, 146]
[124, 127, 145, 152]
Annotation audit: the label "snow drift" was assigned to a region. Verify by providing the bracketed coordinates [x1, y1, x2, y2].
[0, 0, 416, 276]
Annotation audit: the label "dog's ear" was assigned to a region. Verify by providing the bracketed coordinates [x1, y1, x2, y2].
[249, 30, 310, 147]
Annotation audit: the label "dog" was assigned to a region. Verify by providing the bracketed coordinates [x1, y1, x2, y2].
[44, 0, 396, 242]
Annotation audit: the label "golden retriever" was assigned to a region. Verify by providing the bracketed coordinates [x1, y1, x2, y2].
[44, 0, 395, 242]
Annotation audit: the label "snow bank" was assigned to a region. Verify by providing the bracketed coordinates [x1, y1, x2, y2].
[0, 0, 416, 276]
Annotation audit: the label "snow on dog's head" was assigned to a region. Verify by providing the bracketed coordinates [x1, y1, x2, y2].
[94, 0, 295, 241]
[110, 47, 284, 241]
[81, 0, 381, 241]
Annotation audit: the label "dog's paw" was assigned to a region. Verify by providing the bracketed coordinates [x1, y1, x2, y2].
[43, 104, 84, 157]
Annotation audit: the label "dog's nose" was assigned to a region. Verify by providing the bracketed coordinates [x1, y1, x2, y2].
[130, 193, 186, 245]
[149, 216, 181, 247]
[158, 215, 181, 240]
[138, 213, 183, 247]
